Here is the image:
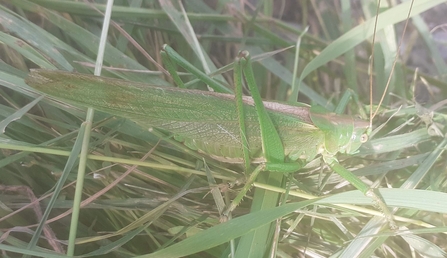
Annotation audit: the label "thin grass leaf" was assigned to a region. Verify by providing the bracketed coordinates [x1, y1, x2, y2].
[299, 0, 445, 81]
[142, 200, 316, 258]
[0, 96, 43, 133]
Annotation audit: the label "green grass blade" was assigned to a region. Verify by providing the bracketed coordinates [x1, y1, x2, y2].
[142, 200, 316, 258]
[299, 0, 445, 81]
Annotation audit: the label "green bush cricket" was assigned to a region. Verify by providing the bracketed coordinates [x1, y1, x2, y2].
[0, 0, 444, 256]
[0, 0, 447, 256]
[26, 44, 396, 230]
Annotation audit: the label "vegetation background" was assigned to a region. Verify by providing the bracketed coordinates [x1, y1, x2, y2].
[0, 0, 447, 257]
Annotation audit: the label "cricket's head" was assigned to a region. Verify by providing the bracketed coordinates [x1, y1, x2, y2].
[343, 118, 370, 155]
[322, 116, 370, 156]
[310, 106, 370, 155]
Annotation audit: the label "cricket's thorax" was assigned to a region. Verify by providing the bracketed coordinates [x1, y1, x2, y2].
[155, 103, 326, 164]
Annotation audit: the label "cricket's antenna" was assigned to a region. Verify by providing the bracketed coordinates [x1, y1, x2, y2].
[369, 0, 382, 128]
[370, 0, 415, 127]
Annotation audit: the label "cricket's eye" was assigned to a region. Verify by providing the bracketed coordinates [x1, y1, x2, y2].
[360, 134, 368, 143]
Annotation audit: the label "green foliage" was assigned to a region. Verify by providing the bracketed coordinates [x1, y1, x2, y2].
[0, 0, 447, 257]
